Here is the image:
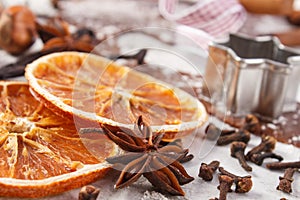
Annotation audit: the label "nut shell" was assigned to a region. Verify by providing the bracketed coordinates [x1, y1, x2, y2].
[0, 6, 36, 55]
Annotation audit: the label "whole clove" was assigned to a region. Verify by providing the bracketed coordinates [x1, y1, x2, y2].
[242, 114, 261, 135]
[277, 168, 297, 193]
[231, 142, 252, 172]
[217, 130, 250, 146]
[205, 123, 235, 141]
[198, 160, 220, 181]
[246, 135, 277, 160]
[219, 167, 253, 193]
[78, 185, 100, 200]
[218, 175, 234, 200]
[266, 161, 300, 170]
[249, 152, 283, 166]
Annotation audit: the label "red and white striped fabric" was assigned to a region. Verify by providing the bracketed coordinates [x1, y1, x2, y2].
[159, 0, 247, 38]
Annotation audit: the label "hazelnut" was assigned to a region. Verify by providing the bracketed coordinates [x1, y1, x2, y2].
[0, 6, 37, 55]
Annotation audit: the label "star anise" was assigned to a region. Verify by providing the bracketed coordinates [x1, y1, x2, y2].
[36, 16, 70, 43]
[42, 28, 96, 53]
[101, 116, 194, 196]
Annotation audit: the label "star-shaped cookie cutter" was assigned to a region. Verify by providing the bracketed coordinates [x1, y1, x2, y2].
[203, 34, 300, 119]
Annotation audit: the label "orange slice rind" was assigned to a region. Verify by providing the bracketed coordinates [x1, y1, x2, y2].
[0, 81, 118, 198]
[25, 52, 208, 140]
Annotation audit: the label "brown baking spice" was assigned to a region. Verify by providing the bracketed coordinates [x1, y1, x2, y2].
[198, 160, 220, 181]
[81, 116, 194, 196]
[78, 185, 100, 200]
[277, 168, 297, 193]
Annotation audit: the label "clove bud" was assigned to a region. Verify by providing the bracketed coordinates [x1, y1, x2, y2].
[249, 152, 283, 166]
[219, 167, 252, 193]
[217, 130, 250, 146]
[242, 114, 261, 135]
[277, 168, 297, 193]
[231, 142, 252, 172]
[246, 135, 276, 160]
[198, 160, 220, 181]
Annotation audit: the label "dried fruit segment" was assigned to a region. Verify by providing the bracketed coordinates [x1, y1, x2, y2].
[0, 82, 117, 198]
[26, 52, 207, 140]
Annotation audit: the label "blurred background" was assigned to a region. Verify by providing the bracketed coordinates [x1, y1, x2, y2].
[0, 0, 299, 129]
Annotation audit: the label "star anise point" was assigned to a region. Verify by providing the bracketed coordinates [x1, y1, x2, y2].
[102, 116, 193, 196]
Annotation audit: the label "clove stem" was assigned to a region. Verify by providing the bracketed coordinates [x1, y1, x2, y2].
[266, 161, 300, 170]
[235, 152, 252, 172]
[218, 175, 234, 200]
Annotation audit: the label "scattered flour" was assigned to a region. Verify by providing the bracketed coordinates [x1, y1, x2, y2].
[141, 191, 168, 200]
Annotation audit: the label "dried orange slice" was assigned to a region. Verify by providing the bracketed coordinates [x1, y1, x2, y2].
[0, 81, 118, 198]
[25, 52, 207, 140]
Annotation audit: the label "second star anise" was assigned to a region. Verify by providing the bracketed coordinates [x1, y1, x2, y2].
[100, 116, 194, 196]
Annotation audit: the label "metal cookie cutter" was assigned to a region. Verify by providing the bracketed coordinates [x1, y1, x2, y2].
[203, 34, 300, 120]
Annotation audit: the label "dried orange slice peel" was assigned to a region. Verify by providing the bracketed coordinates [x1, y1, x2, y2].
[25, 52, 208, 140]
[0, 82, 118, 198]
